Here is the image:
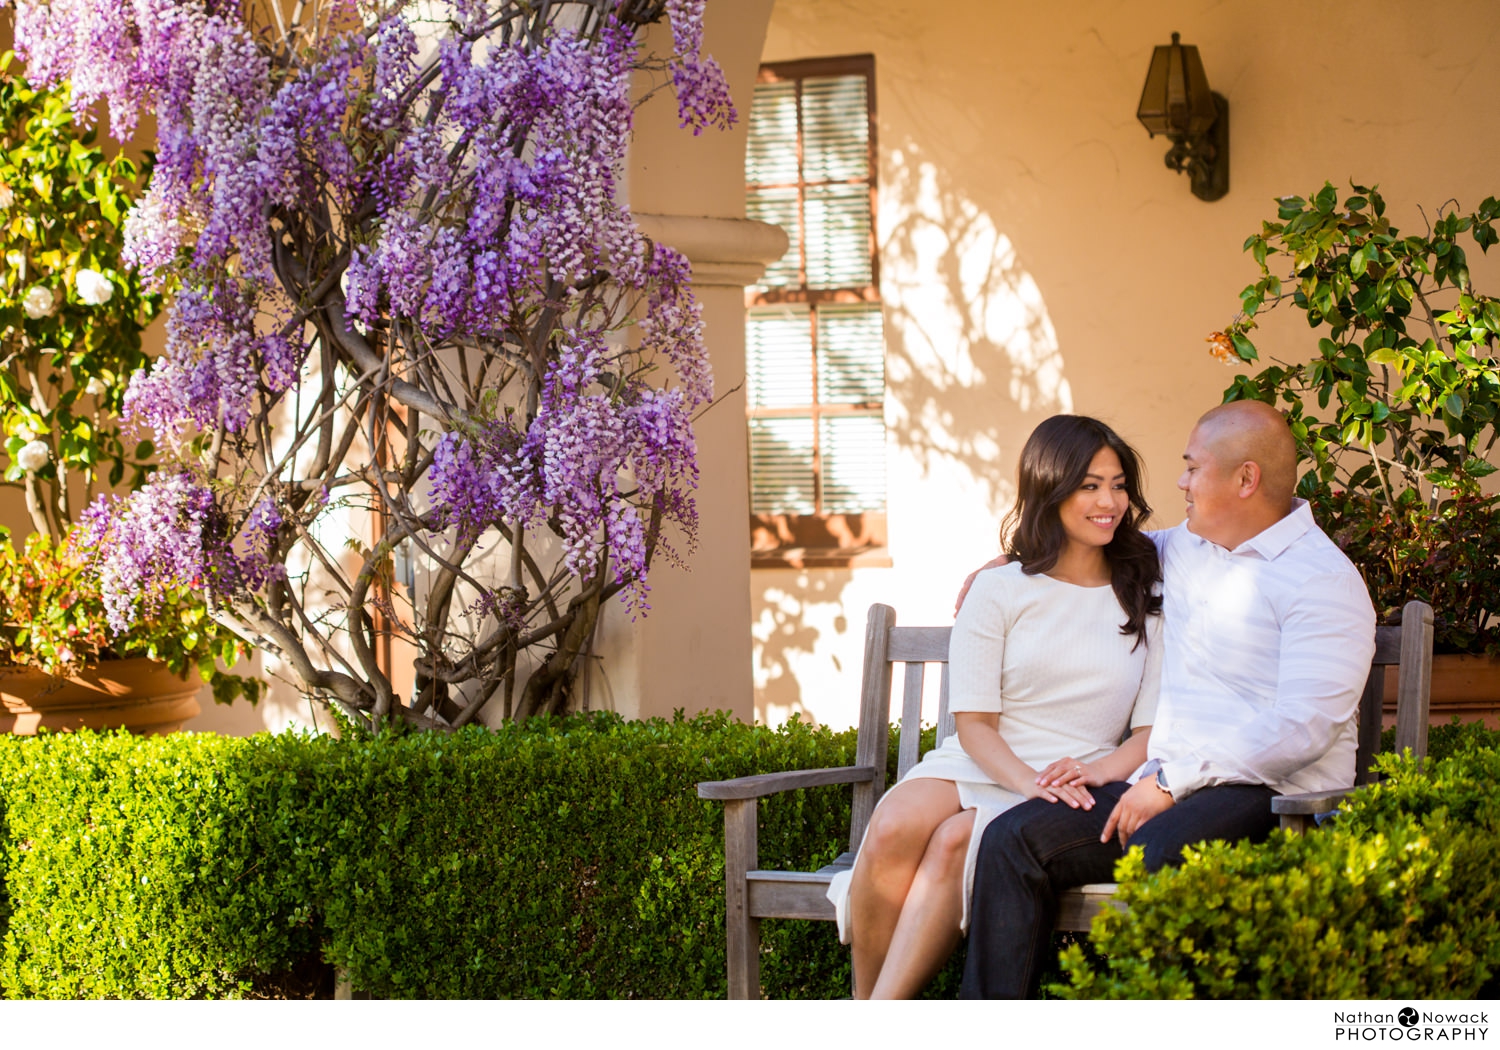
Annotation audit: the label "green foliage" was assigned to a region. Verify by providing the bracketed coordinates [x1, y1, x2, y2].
[0, 56, 161, 532]
[0, 525, 263, 704]
[1385, 717, 1500, 763]
[1309, 486, 1500, 653]
[1220, 183, 1500, 652]
[1055, 740, 1500, 999]
[0, 731, 317, 997]
[0, 713, 878, 998]
[6, 717, 1495, 998]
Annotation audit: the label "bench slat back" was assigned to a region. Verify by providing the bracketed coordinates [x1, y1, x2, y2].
[850, 605, 954, 851]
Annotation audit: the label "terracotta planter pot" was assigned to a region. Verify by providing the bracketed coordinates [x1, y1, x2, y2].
[1383, 653, 1500, 730]
[0, 657, 202, 736]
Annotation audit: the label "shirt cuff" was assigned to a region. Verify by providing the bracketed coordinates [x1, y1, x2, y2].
[1157, 757, 1204, 800]
[1127, 757, 1160, 785]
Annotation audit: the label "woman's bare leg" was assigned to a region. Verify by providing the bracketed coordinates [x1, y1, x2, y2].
[847, 779, 963, 998]
[868, 808, 976, 999]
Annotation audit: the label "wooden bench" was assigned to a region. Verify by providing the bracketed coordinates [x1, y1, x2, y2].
[697, 599, 1434, 999]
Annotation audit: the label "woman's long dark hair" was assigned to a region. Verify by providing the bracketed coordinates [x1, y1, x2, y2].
[999, 415, 1162, 646]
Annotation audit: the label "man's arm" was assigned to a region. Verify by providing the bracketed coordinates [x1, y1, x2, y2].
[955, 529, 1171, 615]
[1157, 570, 1376, 797]
[954, 555, 1009, 615]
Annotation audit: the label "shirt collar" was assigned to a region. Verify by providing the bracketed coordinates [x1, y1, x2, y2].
[1232, 498, 1314, 560]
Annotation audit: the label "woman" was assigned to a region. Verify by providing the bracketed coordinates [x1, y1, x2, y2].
[828, 414, 1163, 999]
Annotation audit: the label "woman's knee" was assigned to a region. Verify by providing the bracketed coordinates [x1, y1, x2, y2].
[923, 811, 976, 875]
[862, 783, 958, 861]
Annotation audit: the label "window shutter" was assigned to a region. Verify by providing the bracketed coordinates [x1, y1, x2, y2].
[820, 415, 886, 514]
[816, 303, 884, 405]
[746, 80, 800, 290]
[801, 76, 869, 182]
[750, 418, 816, 514]
[746, 305, 812, 409]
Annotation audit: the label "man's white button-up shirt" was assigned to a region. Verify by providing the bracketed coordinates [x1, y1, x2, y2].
[1145, 499, 1377, 799]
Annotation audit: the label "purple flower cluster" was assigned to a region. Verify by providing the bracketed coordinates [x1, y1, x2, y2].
[82, 473, 282, 633]
[665, 0, 738, 134]
[429, 323, 704, 613]
[345, 24, 643, 340]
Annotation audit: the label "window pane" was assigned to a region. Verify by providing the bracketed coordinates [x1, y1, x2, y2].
[746, 305, 812, 409]
[746, 80, 799, 187]
[750, 417, 817, 514]
[820, 414, 886, 514]
[746, 186, 801, 290]
[804, 183, 872, 288]
[801, 75, 868, 182]
[817, 303, 884, 405]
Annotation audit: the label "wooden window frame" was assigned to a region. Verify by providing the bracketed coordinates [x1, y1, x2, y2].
[747, 54, 891, 570]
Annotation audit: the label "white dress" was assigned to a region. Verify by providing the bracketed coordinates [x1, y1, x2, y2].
[827, 563, 1162, 942]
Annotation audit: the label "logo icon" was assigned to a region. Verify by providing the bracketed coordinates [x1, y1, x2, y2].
[1398, 1008, 1419, 1027]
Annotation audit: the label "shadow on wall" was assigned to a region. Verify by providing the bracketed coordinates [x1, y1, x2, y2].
[750, 144, 1073, 727]
[753, 574, 851, 727]
[881, 147, 1073, 502]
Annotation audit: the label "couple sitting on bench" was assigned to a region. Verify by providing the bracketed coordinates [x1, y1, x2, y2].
[827, 401, 1377, 999]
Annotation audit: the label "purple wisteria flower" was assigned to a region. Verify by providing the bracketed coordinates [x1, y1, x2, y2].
[82, 474, 282, 633]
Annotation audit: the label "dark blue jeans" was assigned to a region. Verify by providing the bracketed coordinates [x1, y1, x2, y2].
[958, 781, 1280, 998]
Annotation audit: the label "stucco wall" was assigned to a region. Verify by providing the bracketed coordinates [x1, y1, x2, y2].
[753, 0, 1500, 729]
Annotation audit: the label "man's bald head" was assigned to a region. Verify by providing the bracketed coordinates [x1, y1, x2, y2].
[1194, 400, 1297, 506]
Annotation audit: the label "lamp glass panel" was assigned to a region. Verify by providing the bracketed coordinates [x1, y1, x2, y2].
[1136, 43, 1176, 134]
[1138, 39, 1217, 137]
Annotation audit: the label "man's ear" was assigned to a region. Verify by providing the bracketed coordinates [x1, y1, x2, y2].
[1237, 460, 1263, 498]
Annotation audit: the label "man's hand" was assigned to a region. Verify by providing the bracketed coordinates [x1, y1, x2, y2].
[954, 555, 1011, 615]
[1100, 777, 1175, 849]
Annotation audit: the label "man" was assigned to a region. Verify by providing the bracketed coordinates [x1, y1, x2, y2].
[958, 400, 1376, 998]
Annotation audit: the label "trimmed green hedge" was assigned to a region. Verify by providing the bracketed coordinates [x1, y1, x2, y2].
[1056, 727, 1500, 999]
[0, 712, 883, 998]
[1, 715, 1495, 998]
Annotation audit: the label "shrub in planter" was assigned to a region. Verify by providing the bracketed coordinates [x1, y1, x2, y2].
[1216, 183, 1500, 653]
[0, 525, 263, 705]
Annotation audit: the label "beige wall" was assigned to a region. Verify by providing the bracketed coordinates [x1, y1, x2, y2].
[754, 0, 1500, 729]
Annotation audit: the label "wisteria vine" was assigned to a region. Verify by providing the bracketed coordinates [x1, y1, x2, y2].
[13, 0, 736, 728]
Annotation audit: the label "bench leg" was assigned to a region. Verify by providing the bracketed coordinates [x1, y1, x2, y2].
[724, 798, 761, 999]
[1279, 813, 1313, 835]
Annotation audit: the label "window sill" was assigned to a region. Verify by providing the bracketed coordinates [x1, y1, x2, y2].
[751, 546, 892, 570]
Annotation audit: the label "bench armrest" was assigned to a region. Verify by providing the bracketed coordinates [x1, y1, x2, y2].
[697, 764, 878, 801]
[1271, 787, 1353, 817]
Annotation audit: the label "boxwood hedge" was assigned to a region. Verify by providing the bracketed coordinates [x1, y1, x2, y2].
[0, 712, 889, 998]
[0, 715, 1494, 998]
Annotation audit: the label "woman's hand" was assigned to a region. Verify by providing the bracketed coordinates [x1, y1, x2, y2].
[1024, 777, 1095, 810]
[1035, 756, 1099, 788]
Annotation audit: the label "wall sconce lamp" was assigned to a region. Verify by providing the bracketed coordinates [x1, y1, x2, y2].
[1137, 32, 1228, 201]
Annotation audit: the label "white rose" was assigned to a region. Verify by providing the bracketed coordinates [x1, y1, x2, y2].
[22, 286, 56, 319]
[15, 424, 37, 441]
[0, 184, 13, 209]
[75, 268, 115, 306]
[85, 377, 107, 398]
[16, 439, 50, 473]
